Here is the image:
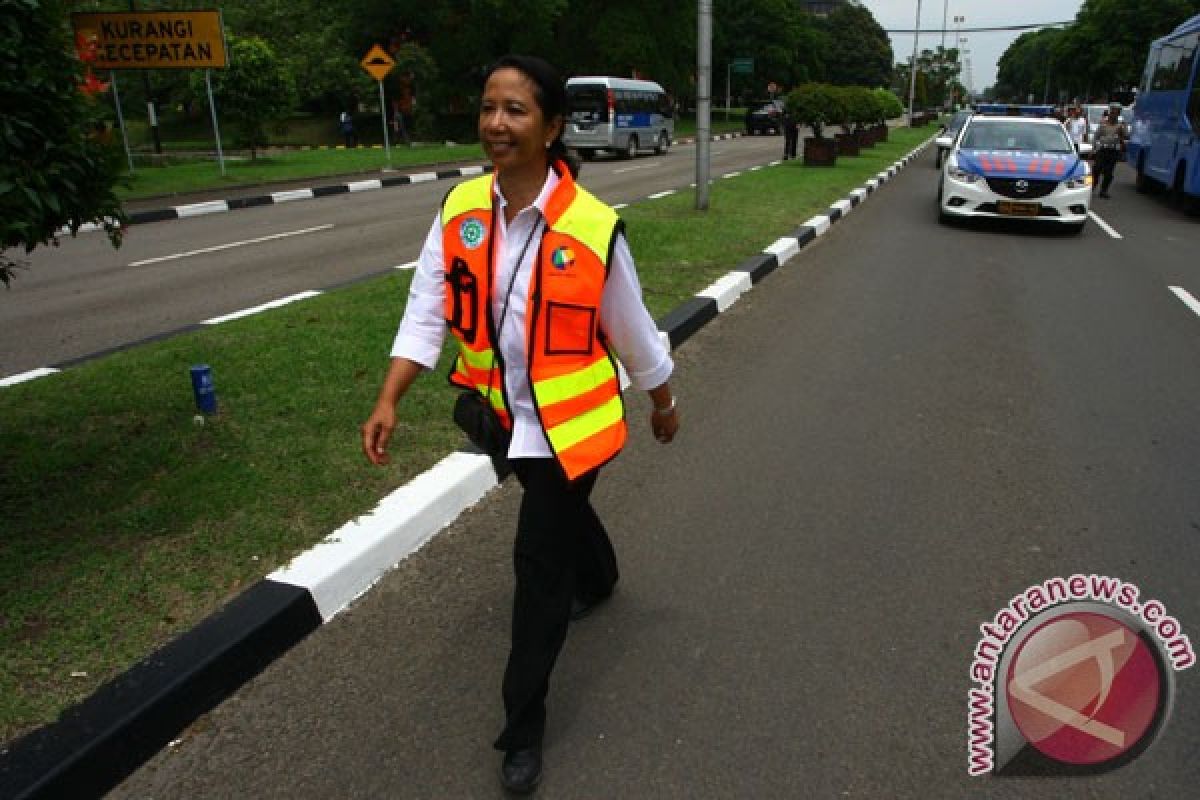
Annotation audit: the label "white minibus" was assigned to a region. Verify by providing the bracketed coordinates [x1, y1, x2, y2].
[563, 76, 674, 160]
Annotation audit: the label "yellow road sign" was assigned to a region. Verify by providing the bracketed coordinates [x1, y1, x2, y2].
[360, 45, 395, 82]
[71, 11, 228, 70]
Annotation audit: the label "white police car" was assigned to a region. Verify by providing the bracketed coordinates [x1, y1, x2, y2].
[937, 111, 1094, 233]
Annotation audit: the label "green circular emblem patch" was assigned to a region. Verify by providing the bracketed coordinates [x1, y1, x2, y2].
[459, 217, 486, 250]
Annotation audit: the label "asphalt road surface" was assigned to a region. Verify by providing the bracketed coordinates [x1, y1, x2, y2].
[0, 134, 787, 379]
[105, 151, 1200, 798]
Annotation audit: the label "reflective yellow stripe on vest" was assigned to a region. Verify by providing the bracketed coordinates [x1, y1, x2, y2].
[544, 394, 625, 453]
[531, 358, 617, 406]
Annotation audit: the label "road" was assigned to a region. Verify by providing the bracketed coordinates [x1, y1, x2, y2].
[102, 149, 1200, 798]
[0, 134, 788, 379]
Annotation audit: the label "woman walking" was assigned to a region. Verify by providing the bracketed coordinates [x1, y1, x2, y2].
[361, 55, 678, 794]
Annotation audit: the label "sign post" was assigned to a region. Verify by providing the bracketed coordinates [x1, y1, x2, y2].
[109, 71, 135, 173]
[205, 69, 226, 176]
[71, 10, 229, 171]
[360, 45, 396, 169]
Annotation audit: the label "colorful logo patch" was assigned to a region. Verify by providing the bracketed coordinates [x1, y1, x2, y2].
[459, 217, 486, 250]
[551, 246, 575, 270]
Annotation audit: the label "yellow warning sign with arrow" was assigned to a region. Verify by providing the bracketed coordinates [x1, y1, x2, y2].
[360, 45, 395, 81]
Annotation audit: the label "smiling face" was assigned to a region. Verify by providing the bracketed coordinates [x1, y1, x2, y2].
[479, 67, 562, 177]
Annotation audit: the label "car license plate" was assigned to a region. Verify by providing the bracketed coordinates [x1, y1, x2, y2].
[997, 200, 1040, 217]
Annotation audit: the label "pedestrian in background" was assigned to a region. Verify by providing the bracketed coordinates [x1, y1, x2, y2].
[782, 97, 798, 160]
[339, 110, 356, 148]
[1066, 106, 1088, 148]
[361, 54, 678, 794]
[391, 103, 411, 147]
[1092, 106, 1127, 198]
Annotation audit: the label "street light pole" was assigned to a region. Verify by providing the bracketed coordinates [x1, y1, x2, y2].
[696, 0, 711, 210]
[908, 0, 923, 126]
[941, 0, 949, 52]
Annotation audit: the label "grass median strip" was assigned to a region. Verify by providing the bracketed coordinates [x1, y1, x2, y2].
[0, 127, 928, 743]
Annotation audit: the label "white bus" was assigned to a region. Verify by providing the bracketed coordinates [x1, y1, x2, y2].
[563, 77, 674, 160]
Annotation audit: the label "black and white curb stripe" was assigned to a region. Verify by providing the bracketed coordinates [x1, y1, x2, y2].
[68, 134, 747, 235]
[0, 138, 931, 800]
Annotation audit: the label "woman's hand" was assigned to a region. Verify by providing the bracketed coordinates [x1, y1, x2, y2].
[650, 404, 679, 444]
[361, 358, 425, 466]
[361, 404, 398, 466]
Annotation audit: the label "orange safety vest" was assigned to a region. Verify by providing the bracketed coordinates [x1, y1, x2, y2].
[441, 162, 627, 480]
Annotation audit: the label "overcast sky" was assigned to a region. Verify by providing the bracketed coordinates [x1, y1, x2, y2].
[858, 0, 1085, 92]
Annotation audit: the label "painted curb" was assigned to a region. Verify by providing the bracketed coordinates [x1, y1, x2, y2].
[1, 137, 933, 800]
[104, 134, 746, 231]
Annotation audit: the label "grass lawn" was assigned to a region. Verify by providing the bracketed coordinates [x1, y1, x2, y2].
[0, 127, 931, 744]
[117, 143, 488, 201]
[115, 113, 747, 202]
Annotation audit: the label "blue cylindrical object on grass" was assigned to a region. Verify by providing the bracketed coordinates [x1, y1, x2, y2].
[190, 364, 218, 414]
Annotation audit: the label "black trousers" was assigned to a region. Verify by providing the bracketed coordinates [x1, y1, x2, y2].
[493, 458, 618, 751]
[1095, 149, 1120, 192]
[783, 122, 799, 160]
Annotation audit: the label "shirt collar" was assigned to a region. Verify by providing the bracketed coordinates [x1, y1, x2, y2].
[492, 166, 559, 218]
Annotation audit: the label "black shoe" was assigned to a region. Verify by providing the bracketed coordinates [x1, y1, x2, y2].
[570, 593, 611, 621]
[501, 745, 542, 794]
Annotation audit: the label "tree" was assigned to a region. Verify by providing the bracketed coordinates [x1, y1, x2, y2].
[713, 0, 822, 99]
[1, 0, 126, 288]
[995, 0, 1200, 102]
[818, 3, 894, 88]
[220, 0, 368, 111]
[191, 35, 297, 159]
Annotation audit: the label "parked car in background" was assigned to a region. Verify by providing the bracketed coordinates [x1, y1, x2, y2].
[563, 76, 674, 160]
[935, 109, 973, 167]
[1084, 103, 1134, 139]
[745, 99, 785, 135]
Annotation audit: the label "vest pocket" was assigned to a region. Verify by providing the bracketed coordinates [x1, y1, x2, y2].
[545, 301, 596, 356]
[445, 257, 478, 343]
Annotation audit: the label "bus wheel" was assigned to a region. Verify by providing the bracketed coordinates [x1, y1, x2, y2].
[1173, 164, 1200, 214]
[655, 131, 669, 155]
[1135, 156, 1152, 194]
[624, 135, 639, 159]
[579, 149, 594, 161]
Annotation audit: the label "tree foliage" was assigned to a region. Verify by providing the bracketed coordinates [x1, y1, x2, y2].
[190, 35, 297, 158]
[817, 3, 893, 88]
[1, 0, 126, 287]
[994, 0, 1200, 101]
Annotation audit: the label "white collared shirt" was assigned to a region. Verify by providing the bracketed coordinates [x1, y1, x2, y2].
[391, 168, 674, 458]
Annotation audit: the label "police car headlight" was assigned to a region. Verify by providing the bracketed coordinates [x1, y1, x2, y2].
[947, 165, 981, 184]
[1065, 173, 1092, 189]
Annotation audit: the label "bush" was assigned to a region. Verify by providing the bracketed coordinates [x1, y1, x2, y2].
[874, 88, 905, 121]
[785, 83, 845, 141]
[840, 87, 878, 132]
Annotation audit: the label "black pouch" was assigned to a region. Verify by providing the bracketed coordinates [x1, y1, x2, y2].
[453, 390, 511, 461]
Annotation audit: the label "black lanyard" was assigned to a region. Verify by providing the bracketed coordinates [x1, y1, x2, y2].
[485, 213, 543, 399]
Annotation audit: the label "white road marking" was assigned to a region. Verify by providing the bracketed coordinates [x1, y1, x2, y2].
[0, 367, 60, 388]
[722, 171, 742, 179]
[612, 203, 629, 210]
[128, 225, 335, 266]
[613, 164, 649, 174]
[394, 261, 418, 271]
[1087, 210, 1123, 239]
[1170, 286, 1200, 319]
[202, 291, 323, 325]
[648, 190, 676, 200]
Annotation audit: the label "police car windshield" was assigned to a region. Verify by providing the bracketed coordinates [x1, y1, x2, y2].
[959, 120, 1073, 153]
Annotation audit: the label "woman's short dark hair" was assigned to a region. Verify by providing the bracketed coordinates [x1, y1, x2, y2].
[484, 54, 580, 177]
